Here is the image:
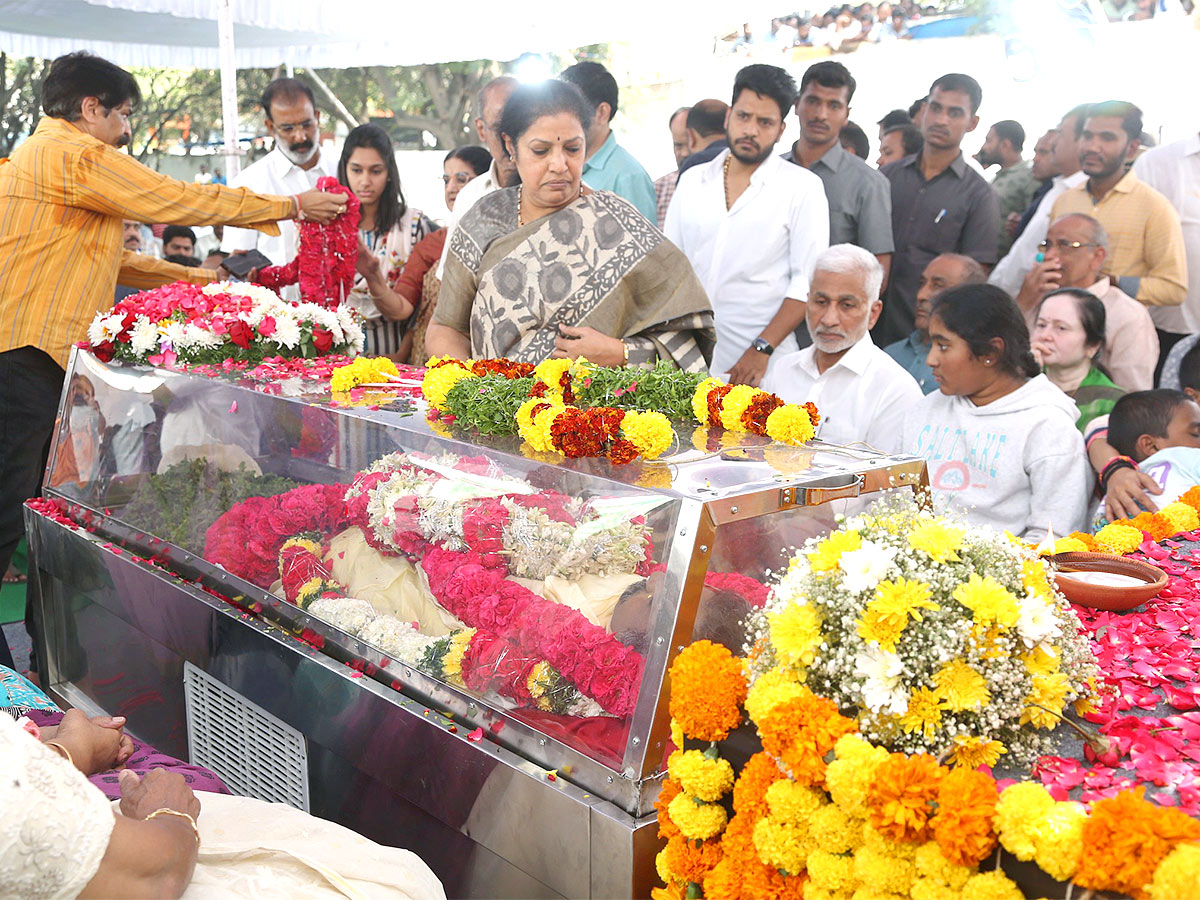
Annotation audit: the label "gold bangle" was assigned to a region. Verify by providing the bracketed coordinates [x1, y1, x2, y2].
[145, 808, 201, 846]
[621, 340, 629, 366]
[44, 740, 75, 769]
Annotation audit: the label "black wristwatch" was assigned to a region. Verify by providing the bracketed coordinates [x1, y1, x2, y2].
[752, 337, 774, 356]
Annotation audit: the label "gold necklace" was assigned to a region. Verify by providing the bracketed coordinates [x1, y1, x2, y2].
[723, 154, 733, 210]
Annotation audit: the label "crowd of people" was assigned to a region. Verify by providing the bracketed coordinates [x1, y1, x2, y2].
[1, 43, 1199, 895]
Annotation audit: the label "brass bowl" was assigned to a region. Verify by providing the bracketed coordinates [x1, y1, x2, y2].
[1049, 551, 1168, 611]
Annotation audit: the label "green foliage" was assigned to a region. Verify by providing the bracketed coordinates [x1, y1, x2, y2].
[0, 54, 50, 156]
[443, 375, 535, 434]
[572, 362, 708, 416]
[121, 458, 298, 553]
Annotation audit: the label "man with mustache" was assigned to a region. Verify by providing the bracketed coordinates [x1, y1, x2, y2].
[876, 73, 999, 347]
[666, 64, 829, 386]
[222, 77, 339, 300]
[0, 53, 344, 670]
[1049, 100, 1187, 375]
[761, 244, 921, 451]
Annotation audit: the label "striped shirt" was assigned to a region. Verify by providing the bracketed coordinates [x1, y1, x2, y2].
[0, 117, 294, 366]
[1049, 169, 1187, 309]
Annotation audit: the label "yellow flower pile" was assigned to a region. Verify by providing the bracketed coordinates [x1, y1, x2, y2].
[1094, 521, 1144, 555]
[688, 377, 820, 445]
[330, 355, 399, 392]
[421, 358, 474, 411]
[667, 750, 735, 802]
[619, 410, 674, 459]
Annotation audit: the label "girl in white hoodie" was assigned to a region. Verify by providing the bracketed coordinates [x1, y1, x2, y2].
[901, 284, 1090, 542]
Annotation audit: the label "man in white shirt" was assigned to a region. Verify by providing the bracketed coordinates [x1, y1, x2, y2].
[989, 104, 1089, 298]
[221, 78, 336, 299]
[1133, 130, 1200, 340]
[434, 76, 519, 281]
[762, 244, 922, 453]
[666, 63, 829, 385]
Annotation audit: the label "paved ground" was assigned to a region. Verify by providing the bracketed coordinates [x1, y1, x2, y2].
[3, 622, 31, 675]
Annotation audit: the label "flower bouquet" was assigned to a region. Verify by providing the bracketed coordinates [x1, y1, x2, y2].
[83, 281, 365, 366]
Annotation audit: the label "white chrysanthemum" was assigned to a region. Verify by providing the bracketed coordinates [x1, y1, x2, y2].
[1016, 593, 1061, 648]
[307, 306, 345, 343]
[179, 322, 222, 349]
[129, 316, 160, 356]
[270, 315, 302, 349]
[854, 645, 907, 714]
[158, 321, 187, 348]
[88, 311, 127, 344]
[837, 539, 898, 594]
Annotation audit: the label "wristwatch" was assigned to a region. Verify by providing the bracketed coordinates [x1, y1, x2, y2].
[752, 337, 774, 356]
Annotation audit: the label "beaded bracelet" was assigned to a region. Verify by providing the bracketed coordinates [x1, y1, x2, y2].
[145, 807, 201, 846]
[1099, 455, 1138, 495]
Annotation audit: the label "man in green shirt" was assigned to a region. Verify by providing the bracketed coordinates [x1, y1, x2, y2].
[975, 119, 1038, 258]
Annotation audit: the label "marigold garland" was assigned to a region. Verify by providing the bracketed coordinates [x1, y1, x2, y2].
[668, 640, 747, 742]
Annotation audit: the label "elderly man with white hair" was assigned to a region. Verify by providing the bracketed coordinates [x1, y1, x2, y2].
[762, 243, 923, 452]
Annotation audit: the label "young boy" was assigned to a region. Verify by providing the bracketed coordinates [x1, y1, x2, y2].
[1107, 389, 1200, 509]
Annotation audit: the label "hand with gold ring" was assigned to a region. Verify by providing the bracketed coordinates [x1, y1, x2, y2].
[295, 187, 347, 224]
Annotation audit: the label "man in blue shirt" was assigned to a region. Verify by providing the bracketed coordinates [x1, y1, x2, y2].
[560, 61, 657, 221]
[884, 252, 985, 393]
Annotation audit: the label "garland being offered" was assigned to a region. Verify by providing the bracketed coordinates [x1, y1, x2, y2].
[421, 357, 822, 464]
[277, 536, 602, 716]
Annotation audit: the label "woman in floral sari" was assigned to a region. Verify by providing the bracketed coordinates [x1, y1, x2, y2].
[428, 80, 714, 372]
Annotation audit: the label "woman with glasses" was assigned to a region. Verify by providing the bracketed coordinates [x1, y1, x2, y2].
[399, 146, 492, 365]
[1032, 288, 1124, 433]
[340, 124, 436, 360]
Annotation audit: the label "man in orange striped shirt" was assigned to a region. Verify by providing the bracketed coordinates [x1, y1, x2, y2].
[0, 52, 346, 669]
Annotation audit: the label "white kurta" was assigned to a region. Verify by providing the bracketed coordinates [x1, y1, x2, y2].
[665, 149, 829, 376]
[221, 147, 337, 301]
[762, 333, 923, 454]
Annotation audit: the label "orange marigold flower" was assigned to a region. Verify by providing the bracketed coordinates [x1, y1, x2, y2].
[741, 392, 784, 436]
[740, 856, 807, 900]
[803, 401, 821, 429]
[1124, 511, 1175, 542]
[758, 690, 858, 787]
[1066, 531, 1098, 551]
[668, 640, 748, 742]
[1075, 788, 1200, 900]
[651, 883, 685, 900]
[664, 833, 724, 886]
[657, 777, 682, 841]
[1180, 485, 1200, 513]
[707, 384, 734, 427]
[867, 753, 946, 843]
[931, 767, 999, 866]
[733, 752, 785, 817]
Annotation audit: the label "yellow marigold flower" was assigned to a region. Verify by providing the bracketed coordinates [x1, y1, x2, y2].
[947, 735, 1007, 770]
[1031, 801, 1086, 882]
[766, 403, 817, 445]
[282, 536, 323, 557]
[1021, 671, 1070, 729]
[533, 358, 571, 390]
[421, 362, 475, 411]
[442, 628, 475, 682]
[1094, 522, 1144, 555]
[295, 576, 326, 607]
[766, 779, 827, 824]
[1149, 842, 1200, 900]
[1051, 536, 1089, 555]
[899, 687, 944, 741]
[669, 718, 684, 750]
[655, 845, 674, 886]
[994, 782, 1055, 860]
[907, 520, 965, 562]
[769, 603, 823, 668]
[621, 410, 674, 459]
[1160, 500, 1200, 535]
[518, 401, 565, 453]
[753, 816, 815, 873]
[861, 823, 918, 860]
[806, 850, 857, 892]
[667, 792, 728, 841]
[745, 666, 808, 724]
[914, 841, 973, 890]
[959, 870, 1022, 900]
[691, 377, 726, 424]
[854, 845, 916, 894]
[810, 804, 864, 854]
[826, 743, 890, 818]
[527, 661, 555, 710]
[834, 733, 879, 763]
[952, 574, 1020, 629]
[1020, 645, 1060, 677]
[808, 529, 863, 572]
[910, 878, 963, 900]
[667, 750, 735, 802]
[858, 578, 939, 652]
[934, 661, 991, 712]
[717, 384, 762, 432]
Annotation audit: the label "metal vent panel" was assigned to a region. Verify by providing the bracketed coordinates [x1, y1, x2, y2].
[183, 662, 309, 811]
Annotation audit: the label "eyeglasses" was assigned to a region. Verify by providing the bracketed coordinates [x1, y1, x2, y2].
[442, 172, 474, 185]
[1037, 239, 1099, 252]
[273, 119, 316, 136]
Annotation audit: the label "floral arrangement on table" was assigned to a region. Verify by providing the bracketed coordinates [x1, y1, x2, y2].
[748, 493, 1100, 765]
[276, 535, 604, 716]
[255, 175, 360, 307]
[83, 282, 365, 366]
[204, 450, 650, 717]
[654, 641, 1200, 900]
[420, 357, 822, 465]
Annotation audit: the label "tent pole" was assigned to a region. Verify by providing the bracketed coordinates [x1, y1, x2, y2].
[218, 0, 241, 179]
